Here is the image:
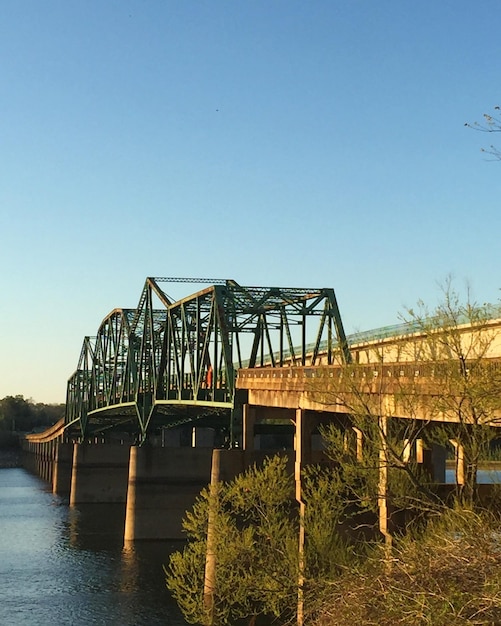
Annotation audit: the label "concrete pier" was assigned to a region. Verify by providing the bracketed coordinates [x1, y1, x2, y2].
[70, 444, 131, 505]
[123, 445, 296, 542]
[124, 446, 214, 542]
[52, 442, 74, 497]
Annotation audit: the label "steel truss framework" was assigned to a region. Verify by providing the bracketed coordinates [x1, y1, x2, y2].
[66, 278, 351, 443]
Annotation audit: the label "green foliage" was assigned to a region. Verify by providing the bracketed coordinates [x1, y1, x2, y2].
[302, 464, 362, 579]
[167, 534, 208, 624]
[400, 280, 501, 508]
[167, 454, 378, 625]
[166, 455, 299, 625]
[319, 422, 379, 514]
[310, 508, 501, 626]
[0, 395, 64, 437]
[167, 282, 501, 625]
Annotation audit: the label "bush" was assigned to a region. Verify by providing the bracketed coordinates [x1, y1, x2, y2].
[166, 456, 299, 625]
[309, 508, 501, 626]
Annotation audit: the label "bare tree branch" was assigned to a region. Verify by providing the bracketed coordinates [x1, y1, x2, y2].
[465, 106, 501, 160]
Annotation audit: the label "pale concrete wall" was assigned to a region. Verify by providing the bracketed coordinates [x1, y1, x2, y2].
[69, 443, 131, 505]
[351, 318, 501, 364]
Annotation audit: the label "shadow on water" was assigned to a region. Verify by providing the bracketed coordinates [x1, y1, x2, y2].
[66, 503, 127, 551]
[64, 502, 189, 625]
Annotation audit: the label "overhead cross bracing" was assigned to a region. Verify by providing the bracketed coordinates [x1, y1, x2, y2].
[65, 277, 351, 444]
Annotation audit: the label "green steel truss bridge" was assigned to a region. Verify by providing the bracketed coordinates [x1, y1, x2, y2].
[64, 278, 351, 444]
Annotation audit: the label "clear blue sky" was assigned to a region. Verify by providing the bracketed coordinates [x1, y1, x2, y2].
[1, 1, 500, 403]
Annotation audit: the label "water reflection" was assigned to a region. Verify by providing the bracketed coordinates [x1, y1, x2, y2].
[0, 469, 188, 626]
[446, 469, 501, 484]
[121, 543, 141, 593]
[64, 502, 188, 625]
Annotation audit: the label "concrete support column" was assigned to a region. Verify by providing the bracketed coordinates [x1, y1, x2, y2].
[297, 498, 305, 626]
[378, 415, 391, 548]
[294, 408, 311, 626]
[34, 442, 40, 475]
[354, 427, 363, 461]
[402, 438, 447, 483]
[48, 441, 55, 483]
[416, 438, 424, 464]
[450, 440, 465, 485]
[124, 446, 214, 542]
[38, 443, 45, 480]
[294, 409, 312, 491]
[242, 404, 257, 452]
[47, 440, 56, 483]
[52, 442, 74, 497]
[35, 443, 43, 479]
[70, 444, 131, 505]
[203, 449, 222, 622]
[38, 442, 44, 478]
[24, 441, 34, 474]
[344, 427, 363, 461]
[422, 443, 447, 483]
[295, 409, 307, 500]
[41, 442, 51, 482]
[192, 427, 215, 448]
[402, 438, 418, 463]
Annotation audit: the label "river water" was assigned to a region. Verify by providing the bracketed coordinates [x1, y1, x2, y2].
[446, 468, 501, 484]
[0, 468, 189, 626]
[2, 466, 500, 626]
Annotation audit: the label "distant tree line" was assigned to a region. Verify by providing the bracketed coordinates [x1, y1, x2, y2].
[0, 395, 65, 448]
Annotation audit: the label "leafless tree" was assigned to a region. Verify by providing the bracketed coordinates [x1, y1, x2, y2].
[465, 106, 501, 159]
